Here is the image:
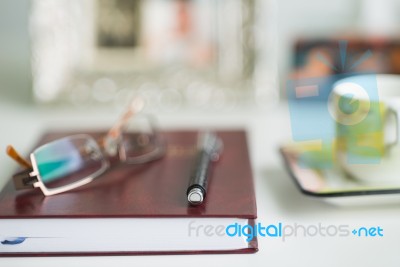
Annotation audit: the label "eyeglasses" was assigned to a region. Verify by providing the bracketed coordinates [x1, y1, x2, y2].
[6, 98, 165, 196]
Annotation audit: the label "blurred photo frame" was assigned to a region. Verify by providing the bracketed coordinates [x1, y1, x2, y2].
[30, 0, 276, 109]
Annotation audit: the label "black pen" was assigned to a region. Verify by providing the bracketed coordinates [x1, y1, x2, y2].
[187, 132, 223, 205]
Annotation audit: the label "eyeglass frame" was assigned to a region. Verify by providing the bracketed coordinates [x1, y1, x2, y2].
[7, 98, 166, 196]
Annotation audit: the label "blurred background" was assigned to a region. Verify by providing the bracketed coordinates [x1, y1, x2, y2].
[1, 0, 400, 110]
[0, 0, 278, 112]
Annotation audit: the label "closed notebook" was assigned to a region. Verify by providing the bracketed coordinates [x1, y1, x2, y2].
[0, 130, 257, 256]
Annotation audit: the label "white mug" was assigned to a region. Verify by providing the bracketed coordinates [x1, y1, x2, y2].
[330, 74, 400, 182]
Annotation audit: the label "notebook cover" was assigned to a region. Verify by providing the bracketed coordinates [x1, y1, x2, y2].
[0, 130, 257, 256]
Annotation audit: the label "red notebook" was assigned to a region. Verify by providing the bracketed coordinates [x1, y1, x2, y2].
[0, 130, 257, 256]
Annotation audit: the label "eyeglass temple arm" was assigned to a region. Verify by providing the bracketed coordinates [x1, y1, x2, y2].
[6, 145, 32, 169]
[6, 145, 37, 190]
[103, 97, 145, 144]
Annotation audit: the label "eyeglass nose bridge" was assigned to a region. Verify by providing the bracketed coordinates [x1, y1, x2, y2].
[102, 134, 122, 158]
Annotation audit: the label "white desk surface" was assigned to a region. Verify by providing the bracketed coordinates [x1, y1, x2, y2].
[0, 101, 399, 267]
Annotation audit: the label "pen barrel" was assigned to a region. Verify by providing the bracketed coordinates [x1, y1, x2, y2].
[187, 150, 212, 197]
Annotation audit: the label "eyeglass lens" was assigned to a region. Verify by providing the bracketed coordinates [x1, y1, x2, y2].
[119, 116, 162, 162]
[33, 135, 106, 189]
